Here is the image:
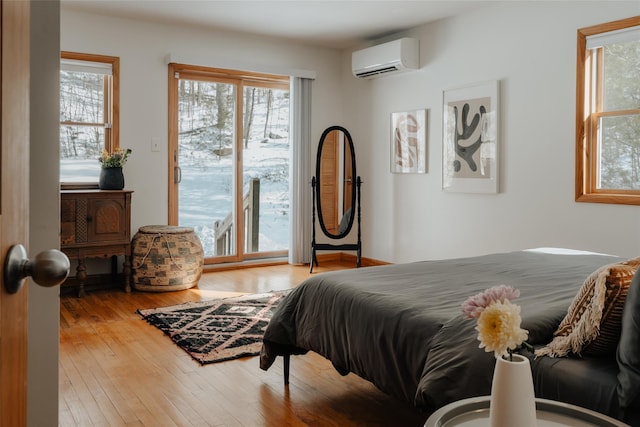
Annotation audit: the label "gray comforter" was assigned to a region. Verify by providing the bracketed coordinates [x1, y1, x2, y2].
[260, 250, 621, 410]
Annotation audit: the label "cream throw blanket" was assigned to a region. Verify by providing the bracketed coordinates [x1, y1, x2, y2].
[536, 257, 640, 357]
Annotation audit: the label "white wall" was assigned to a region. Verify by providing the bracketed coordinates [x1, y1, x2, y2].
[61, 9, 344, 235]
[62, 3, 640, 268]
[347, 1, 640, 263]
[30, 1, 60, 425]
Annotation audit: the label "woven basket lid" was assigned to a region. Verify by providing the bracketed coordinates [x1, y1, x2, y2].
[137, 225, 194, 234]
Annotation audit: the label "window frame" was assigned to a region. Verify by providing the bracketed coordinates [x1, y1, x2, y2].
[60, 51, 120, 189]
[575, 16, 640, 205]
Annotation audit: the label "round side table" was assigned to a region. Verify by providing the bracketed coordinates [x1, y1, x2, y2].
[425, 396, 630, 427]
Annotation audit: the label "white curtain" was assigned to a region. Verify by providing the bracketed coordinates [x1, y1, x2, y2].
[288, 77, 313, 264]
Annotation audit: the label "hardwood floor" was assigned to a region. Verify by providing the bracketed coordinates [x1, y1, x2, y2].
[59, 260, 429, 426]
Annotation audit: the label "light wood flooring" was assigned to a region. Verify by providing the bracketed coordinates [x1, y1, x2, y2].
[59, 260, 429, 426]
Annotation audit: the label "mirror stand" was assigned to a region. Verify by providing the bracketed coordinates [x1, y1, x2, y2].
[310, 176, 362, 273]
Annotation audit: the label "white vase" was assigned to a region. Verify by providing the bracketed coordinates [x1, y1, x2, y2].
[489, 353, 537, 427]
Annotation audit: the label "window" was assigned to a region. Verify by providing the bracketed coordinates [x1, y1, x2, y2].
[576, 16, 640, 204]
[60, 52, 119, 186]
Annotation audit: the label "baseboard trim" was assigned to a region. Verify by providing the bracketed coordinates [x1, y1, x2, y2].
[203, 257, 288, 272]
[203, 253, 390, 272]
[315, 252, 390, 266]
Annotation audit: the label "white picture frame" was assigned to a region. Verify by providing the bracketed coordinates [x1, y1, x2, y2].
[391, 109, 427, 174]
[442, 80, 499, 193]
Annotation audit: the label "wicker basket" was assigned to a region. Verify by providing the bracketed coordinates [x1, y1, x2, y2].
[131, 225, 204, 292]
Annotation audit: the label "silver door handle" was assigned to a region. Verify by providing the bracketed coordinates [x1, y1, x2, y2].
[174, 166, 182, 184]
[4, 244, 70, 294]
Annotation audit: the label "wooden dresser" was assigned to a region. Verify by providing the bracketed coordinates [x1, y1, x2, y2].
[60, 189, 133, 296]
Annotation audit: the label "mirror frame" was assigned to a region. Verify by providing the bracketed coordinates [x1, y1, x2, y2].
[315, 125, 357, 239]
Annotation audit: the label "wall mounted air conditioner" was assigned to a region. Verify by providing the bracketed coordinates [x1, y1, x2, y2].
[352, 37, 419, 79]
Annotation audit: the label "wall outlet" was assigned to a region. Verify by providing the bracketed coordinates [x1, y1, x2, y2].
[151, 136, 161, 152]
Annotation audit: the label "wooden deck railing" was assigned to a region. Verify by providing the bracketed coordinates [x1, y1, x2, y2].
[213, 178, 260, 255]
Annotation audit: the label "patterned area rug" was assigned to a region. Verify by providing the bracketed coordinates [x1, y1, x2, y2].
[137, 291, 289, 364]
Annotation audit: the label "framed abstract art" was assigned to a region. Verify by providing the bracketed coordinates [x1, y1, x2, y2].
[442, 80, 499, 193]
[391, 109, 427, 174]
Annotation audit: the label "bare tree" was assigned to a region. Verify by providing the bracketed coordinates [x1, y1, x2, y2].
[263, 89, 273, 138]
[244, 87, 256, 148]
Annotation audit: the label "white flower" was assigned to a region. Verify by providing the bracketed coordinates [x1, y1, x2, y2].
[475, 299, 529, 359]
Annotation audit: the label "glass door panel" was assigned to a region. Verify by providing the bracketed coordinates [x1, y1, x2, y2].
[177, 79, 237, 258]
[242, 86, 290, 254]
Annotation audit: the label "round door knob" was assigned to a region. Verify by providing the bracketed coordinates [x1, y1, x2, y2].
[4, 244, 70, 294]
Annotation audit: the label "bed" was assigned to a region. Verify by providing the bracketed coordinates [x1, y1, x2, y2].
[260, 249, 640, 424]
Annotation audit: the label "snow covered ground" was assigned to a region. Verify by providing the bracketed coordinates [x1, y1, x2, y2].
[178, 138, 289, 256]
[61, 138, 290, 258]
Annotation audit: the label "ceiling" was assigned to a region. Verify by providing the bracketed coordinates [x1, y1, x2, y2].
[61, 0, 490, 49]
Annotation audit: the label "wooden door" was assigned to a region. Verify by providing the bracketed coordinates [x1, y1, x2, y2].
[0, 0, 30, 424]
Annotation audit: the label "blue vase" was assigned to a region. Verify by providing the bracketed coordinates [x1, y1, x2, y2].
[99, 167, 125, 190]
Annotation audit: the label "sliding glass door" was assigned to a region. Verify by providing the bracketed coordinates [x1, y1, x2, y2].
[169, 64, 290, 264]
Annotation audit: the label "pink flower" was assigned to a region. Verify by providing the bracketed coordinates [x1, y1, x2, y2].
[461, 285, 520, 319]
